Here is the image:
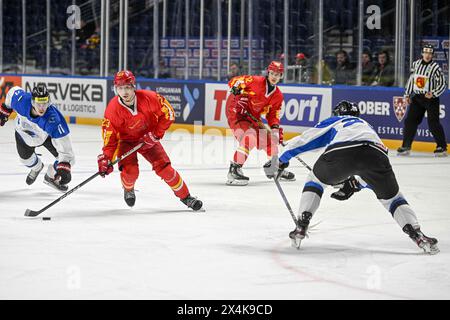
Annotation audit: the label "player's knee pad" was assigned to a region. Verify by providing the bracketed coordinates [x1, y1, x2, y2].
[154, 162, 176, 181]
[379, 191, 418, 228]
[302, 171, 327, 197]
[20, 153, 42, 171]
[379, 191, 409, 215]
[121, 163, 139, 181]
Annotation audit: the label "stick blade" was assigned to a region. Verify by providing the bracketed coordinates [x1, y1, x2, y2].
[24, 209, 40, 217]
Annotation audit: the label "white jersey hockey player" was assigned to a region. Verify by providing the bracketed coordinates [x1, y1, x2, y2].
[265, 100, 439, 254]
[0, 85, 75, 191]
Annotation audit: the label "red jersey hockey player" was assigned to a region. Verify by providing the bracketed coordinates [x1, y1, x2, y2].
[225, 61, 295, 185]
[97, 70, 203, 210]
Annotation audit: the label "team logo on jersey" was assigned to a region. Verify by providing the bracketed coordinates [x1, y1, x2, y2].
[393, 96, 408, 122]
[415, 76, 427, 89]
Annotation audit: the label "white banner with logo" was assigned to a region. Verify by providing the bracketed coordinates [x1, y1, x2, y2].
[22, 76, 107, 119]
[204, 83, 333, 132]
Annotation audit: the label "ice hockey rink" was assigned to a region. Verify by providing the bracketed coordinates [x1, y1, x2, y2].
[1, 121, 450, 300]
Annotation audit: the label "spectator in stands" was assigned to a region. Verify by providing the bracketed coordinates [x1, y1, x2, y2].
[227, 63, 241, 81]
[362, 50, 375, 86]
[371, 50, 395, 87]
[76, 20, 97, 48]
[294, 52, 312, 83]
[158, 58, 172, 78]
[310, 58, 333, 85]
[332, 50, 355, 85]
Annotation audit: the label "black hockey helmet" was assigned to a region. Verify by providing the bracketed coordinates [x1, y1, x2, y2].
[31, 84, 50, 113]
[333, 100, 360, 117]
[422, 44, 434, 54]
[32, 84, 50, 103]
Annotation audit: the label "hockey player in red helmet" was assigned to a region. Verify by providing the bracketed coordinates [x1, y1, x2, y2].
[97, 70, 203, 210]
[225, 61, 295, 185]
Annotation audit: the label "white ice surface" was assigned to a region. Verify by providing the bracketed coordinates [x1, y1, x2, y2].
[1, 122, 450, 300]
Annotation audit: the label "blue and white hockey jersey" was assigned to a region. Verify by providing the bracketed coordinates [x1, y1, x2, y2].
[5, 86, 75, 164]
[279, 116, 385, 164]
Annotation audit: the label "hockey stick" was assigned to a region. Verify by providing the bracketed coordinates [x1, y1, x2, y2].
[24, 143, 144, 217]
[273, 169, 298, 226]
[244, 111, 312, 171]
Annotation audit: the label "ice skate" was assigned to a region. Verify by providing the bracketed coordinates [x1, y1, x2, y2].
[124, 188, 136, 207]
[434, 147, 447, 157]
[26, 161, 44, 185]
[181, 194, 203, 211]
[226, 162, 249, 186]
[397, 146, 411, 156]
[278, 169, 295, 181]
[403, 224, 439, 255]
[44, 174, 68, 192]
[263, 160, 295, 181]
[289, 211, 312, 249]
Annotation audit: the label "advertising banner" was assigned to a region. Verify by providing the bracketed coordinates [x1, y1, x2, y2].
[107, 79, 205, 125]
[22, 76, 107, 119]
[204, 83, 333, 133]
[332, 86, 450, 143]
[0, 75, 22, 106]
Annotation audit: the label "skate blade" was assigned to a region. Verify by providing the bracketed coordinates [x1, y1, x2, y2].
[226, 179, 249, 186]
[435, 153, 447, 158]
[397, 151, 410, 156]
[290, 237, 302, 250]
[425, 244, 440, 255]
[280, 177, 296, 182]
[43, 179, 68, 192]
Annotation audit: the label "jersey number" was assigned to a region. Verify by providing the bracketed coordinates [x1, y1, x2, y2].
[341, 118, 364, 127]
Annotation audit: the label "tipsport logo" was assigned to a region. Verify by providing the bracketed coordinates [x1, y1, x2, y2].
[280, 94, 323, 126]
[183, 85, 200, 121]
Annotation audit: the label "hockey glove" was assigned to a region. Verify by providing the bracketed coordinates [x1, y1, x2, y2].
[263, 156, 279, 178]
[0, 103, 12, 126]
[141, 132, 159, 149]
[230, 80, 244, 95]
[330, 176, 361, 201]
[55, 162, 71, 185]
[97, 154, 113, 177]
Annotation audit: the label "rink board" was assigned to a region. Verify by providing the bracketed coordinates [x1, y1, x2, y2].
[1, 73, 449, 153]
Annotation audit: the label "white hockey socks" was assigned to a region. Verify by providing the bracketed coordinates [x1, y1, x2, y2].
[20, 153, 43, 172]
[379, 191, 419, 229]
[298, 171, 327, 217]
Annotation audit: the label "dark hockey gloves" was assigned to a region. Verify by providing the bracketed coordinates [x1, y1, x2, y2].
[0, 103, 12, 126]
[55, 162, 71, 185]
[97, 154, 113, 177]
[330, 176, 361, 201]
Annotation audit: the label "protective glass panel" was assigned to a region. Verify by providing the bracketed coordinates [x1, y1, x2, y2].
[412, 0, 449, 86]
[362, 0, 396, 87]
[282, 0, 320, 85]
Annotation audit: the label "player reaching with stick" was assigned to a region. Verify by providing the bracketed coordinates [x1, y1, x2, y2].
[1, 85, 74, 192]
[225, 61, 295, 185]
[265, 100, 439, 254]
[97, 70, 203, 210]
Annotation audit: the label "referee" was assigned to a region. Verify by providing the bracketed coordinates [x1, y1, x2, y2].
[398, 44, 447, 156]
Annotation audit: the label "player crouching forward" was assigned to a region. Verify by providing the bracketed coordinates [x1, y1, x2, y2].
[225, 61, 294, 185]
[0, 85, 74, 191]
[97, 70, 203, 211]
[265, 101, 439, 254]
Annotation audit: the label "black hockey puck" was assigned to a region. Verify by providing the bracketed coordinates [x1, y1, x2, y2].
[42, 217, 51, 221]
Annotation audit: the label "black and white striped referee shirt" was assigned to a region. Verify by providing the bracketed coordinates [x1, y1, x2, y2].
[405, 59, 447, 97]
